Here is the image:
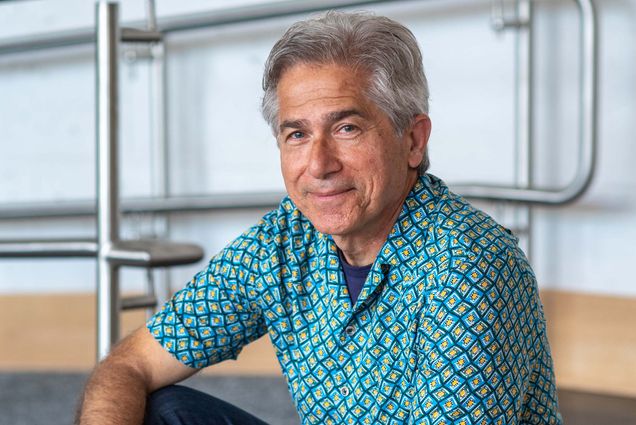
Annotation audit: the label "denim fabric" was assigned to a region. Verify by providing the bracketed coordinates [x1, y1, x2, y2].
[144, 385, 269, 425]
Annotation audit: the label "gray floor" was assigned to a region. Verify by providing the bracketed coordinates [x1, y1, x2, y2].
[2, 372, 636, 425]
[0, 372, 299, 425]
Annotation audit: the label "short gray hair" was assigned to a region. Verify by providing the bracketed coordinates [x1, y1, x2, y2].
[261, 10, 430, 173]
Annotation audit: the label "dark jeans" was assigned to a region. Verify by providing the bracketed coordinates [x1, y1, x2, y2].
[144, 385, 269, 425]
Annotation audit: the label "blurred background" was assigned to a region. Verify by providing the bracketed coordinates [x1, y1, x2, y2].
[0, 0, 635, 423]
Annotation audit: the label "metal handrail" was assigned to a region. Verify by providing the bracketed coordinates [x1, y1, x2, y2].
[0, 0, 598, 217]
[0, 238, 203, 265]
[0, 192, 285, 220]
[451, 0, 597, 205]
[0, 0, 413, 55]
[0, 239, 98, 257]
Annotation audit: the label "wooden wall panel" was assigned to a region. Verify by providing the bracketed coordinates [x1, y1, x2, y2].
[541, 290, 636, 397]
[0, 294, 281, 375]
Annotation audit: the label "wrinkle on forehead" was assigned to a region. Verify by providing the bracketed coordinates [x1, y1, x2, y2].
[274, 63, 394, 142]
[277, 63, 369, 104]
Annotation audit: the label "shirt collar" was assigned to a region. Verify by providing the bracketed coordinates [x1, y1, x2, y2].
[321, 174, 436, 313]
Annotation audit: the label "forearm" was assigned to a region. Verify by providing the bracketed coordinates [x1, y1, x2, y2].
[75, 327, 198, 424]
[75, 358, 149, 425]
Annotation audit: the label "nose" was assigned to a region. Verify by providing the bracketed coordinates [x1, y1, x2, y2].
[307, 136, 342, 179]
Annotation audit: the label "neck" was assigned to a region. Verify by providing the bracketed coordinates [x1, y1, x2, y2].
[335, 172, 418, 266]
[334, 239, 379, 266]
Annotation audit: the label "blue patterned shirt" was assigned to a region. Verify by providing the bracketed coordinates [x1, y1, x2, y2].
[147, 174, 562, 424]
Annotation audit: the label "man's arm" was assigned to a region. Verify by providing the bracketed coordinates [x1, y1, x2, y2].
[76, 325, 198, 425]
[409, 252, 561, 424]
[75, 218, 274, 424]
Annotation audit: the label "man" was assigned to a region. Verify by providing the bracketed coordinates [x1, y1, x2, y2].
[77, 11, 562, 425]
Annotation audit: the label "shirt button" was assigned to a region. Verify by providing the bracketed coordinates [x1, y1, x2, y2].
[345, 325, 356, 336]
[340, 386, 350, 396]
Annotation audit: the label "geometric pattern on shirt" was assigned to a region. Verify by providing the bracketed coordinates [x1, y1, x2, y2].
[147, 174, 562, 424]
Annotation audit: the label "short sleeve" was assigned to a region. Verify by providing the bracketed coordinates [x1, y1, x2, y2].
[146, 228, 269, 369]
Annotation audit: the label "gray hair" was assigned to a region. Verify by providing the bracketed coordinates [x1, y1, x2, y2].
[261, 10, 430, 173]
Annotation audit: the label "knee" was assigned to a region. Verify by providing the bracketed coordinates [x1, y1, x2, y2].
[144, 384, 268, 425]
[144, 385, 193, 425]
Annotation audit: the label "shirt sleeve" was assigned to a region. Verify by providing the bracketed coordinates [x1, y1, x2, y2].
[146, 227, 269, 369]
[409, 249, 561, 424]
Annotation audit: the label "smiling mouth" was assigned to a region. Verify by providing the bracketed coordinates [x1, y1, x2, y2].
[308, 188, 353, 199]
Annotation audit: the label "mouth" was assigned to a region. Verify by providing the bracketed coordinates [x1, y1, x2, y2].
[308, 188, 353, 200]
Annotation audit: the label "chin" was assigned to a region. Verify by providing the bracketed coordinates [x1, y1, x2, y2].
[310, 219, 354, 237]
[297, 204, 356, 236]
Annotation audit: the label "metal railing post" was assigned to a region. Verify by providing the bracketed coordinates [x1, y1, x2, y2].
[147, 0, 172, 315]
[516, 0, 534, 257]
[96, 1, 121, 360]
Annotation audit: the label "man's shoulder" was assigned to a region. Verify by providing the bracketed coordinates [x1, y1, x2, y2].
[415, 174, 519, 249]
[417, 175, 538, 316]
[407, 174, 528, 284]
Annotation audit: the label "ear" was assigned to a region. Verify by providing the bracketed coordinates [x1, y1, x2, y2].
[405, 114, 431, 169]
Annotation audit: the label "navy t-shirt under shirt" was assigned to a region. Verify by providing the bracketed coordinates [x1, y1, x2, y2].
[338, 249, 372, 304]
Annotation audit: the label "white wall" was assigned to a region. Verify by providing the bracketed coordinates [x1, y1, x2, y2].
[0, 0, 634, 297]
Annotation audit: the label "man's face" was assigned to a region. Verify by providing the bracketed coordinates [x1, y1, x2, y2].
[276, 63, 428, 248]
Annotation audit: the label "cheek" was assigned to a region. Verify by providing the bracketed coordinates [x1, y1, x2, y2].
[351, 146, 392, 177]
[362, 146, 408, 190]
[280, 149, 294, 174]
[280, 152, 303, 188]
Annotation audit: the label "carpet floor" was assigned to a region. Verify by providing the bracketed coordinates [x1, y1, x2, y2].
[0, 372, 299, 425]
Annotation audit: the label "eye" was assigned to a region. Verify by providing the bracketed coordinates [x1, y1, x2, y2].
[280, 130, 307, 145]
[335, 123, 360, 138]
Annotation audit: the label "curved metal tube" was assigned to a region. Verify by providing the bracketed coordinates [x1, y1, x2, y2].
[451, 0, 597, 205]
[0, 0, 404, 55]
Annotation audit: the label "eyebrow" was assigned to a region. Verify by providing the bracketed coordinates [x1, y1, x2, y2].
[278, 119, 309, 133]
[278, 109, 368, 134]
[325, 109, 367, 124]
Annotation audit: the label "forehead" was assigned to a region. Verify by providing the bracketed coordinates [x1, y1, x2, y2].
[276, 63, 373, 114]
